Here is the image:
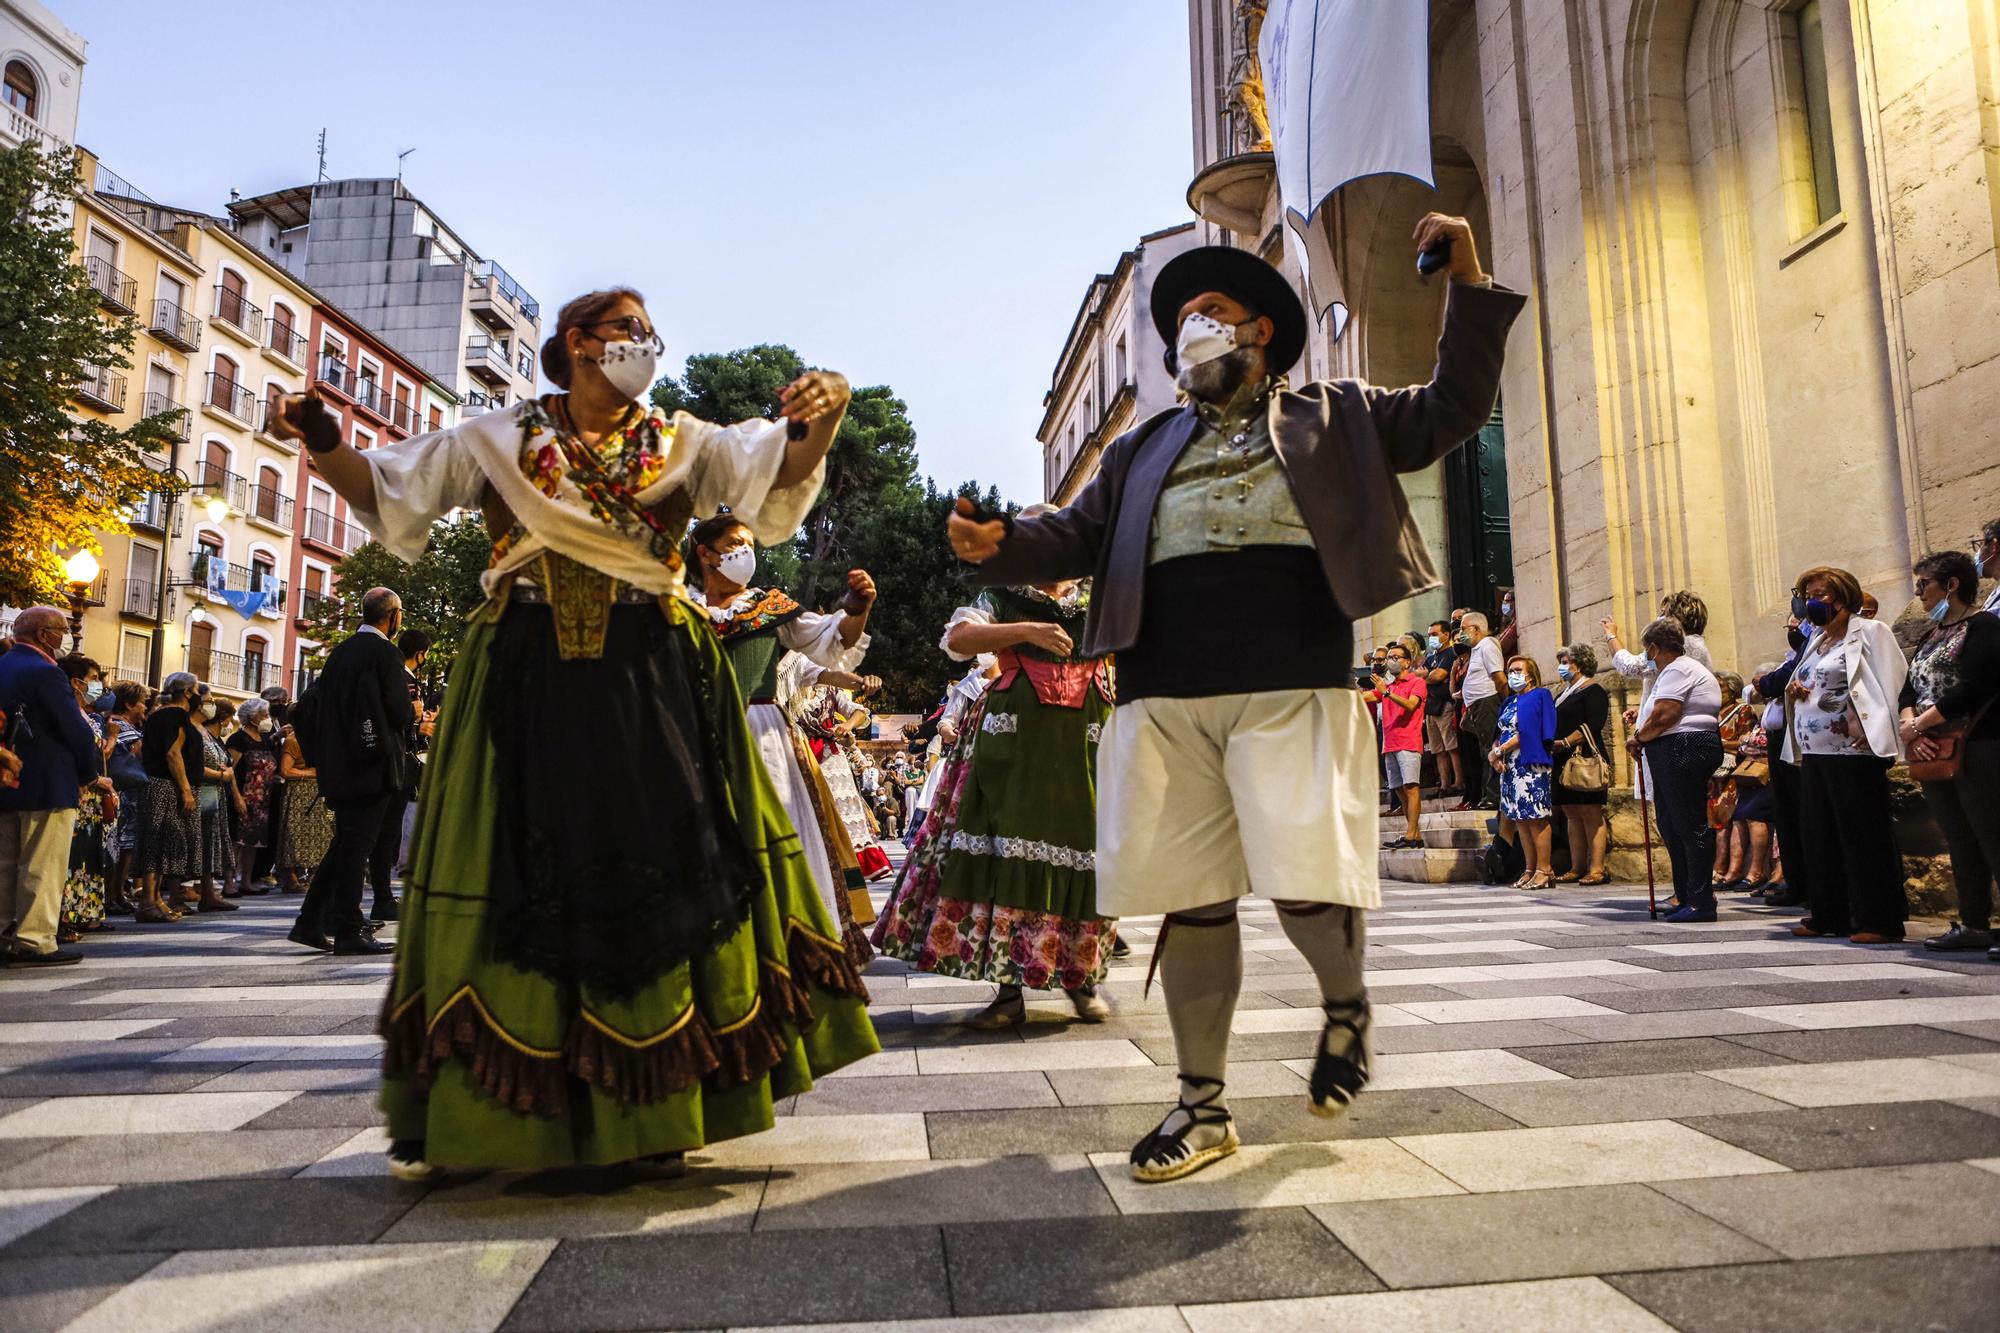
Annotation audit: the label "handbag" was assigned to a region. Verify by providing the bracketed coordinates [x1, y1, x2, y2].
[108, 737, 148, 792]
[1558, 724, 1610, 792]
[1908, 700, 1996, 783]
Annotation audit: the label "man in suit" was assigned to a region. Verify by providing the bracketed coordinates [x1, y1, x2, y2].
[0, 607, 107, 965]
[948, 216, 1524, 1182]
[289, 588, 410, 955]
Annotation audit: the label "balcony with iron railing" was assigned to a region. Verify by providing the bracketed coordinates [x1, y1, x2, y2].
[85, 256, 137, 313]
[317, 354, 354, 398]
[195, 465, 250, 513]
[351, 376, 387, 421]
[385, 397, 417, 433]
[265, 320, 308, 369]
[187, 553, 288, 617]
[255, 398, 298, 451]
[465, 337, 513, 387]
[295, 587, 335, 624]
[517, 350, 536, 380]
[141, 391, 190, 441]
[148, 298, 201, 353]
[203, 373, 256, 426]
[249, 483, 294, 532]
[120, 578, 157, 618]
[185, 647, 286, 695]
[461, 389, 495, 416]
[301, 506, 369, 556]
[76, 365, 127, 414]
[211, 285, 264, 344]
[467, 259, 540, 327]
[129, 490, 169, 533]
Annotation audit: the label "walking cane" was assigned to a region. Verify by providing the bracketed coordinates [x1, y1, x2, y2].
[1636, 748, 1658, 920]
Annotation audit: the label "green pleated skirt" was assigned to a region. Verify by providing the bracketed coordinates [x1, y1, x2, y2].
[378, 598, 878, 1169]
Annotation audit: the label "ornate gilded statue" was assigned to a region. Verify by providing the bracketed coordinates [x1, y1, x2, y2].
[1227, 0, 1273, 153]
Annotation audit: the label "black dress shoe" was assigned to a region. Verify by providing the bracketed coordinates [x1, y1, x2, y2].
[370, 896, 400, 922]
[332, 934, 394, 955]
[9, 945, 82, 966]
[288, 921, 334, 952]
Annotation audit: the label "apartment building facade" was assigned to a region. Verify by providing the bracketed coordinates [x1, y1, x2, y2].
[1038, 223, 1198, 503]
[0, 0, 83, 154]
[284, 302, 438, 691]
[228, 178, 541, 418]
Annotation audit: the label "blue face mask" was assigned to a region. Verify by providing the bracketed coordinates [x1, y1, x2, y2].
[1928, 597, 1952, 623]
[1506, 670, 1528, 692]
[1426, 635, 1441, 651]
[1556, 663, 1572, 681]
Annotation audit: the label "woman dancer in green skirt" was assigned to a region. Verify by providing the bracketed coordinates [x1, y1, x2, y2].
[872, 525, 1117, 1025]
[271, 287, 876, 1177]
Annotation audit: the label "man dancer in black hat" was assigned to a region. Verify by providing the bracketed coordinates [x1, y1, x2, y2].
[950, 214, 1525, 1181]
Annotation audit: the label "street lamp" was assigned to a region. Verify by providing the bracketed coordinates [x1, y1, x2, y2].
[63, 548, 100, 653]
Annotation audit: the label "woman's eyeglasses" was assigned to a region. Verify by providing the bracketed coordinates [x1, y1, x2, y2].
[584, 317, 663, 354]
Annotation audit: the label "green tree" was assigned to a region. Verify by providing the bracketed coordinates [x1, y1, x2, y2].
[650, 345, 1018, 710]
[299, 513, 491, 691]
[0, 143, 176, 606]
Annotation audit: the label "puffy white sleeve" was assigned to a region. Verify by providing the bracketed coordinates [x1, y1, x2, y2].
[940, 603, 996, 660]
[680, 414, 824, 546]
[347, 427, 489, 563]
[1609, 646, 1648, 679]
[1686, 633, 1714, 669]
[778, 609, 869, 671]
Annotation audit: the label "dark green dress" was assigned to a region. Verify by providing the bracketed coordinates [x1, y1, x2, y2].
[871, 586, 1115, 989]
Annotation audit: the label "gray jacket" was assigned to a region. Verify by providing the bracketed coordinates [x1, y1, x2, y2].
[971, 280, 1529, 657]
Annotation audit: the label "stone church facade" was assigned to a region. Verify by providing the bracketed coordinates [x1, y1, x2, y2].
[1186, 0, 2000, 677]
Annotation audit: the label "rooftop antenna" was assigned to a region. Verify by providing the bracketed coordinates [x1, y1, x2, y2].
[315, 129, 328, 185]
[397, 148, 415, 183]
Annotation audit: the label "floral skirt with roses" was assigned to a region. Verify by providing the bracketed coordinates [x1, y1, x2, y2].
[871, 673, 1115, 991]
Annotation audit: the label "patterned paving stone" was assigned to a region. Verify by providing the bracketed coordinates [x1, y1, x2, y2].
[382, 1166, 769, 1241]
[502, 1225, 952, 1330]
[1, 1178, 424, 1255]
[66, 1241, 555, 1333]
[1513, 1036, 1796, 1079]
[0, 1251, 170, 1333]
[1606, 1248, 1999, 1333]
[1181, 1277, 1677, 1332]
[943, 1209, 1381, 1316]
[1459, 1070, 1794, 1126]
[1681, 1099, 2000, 1170]
[1650, 1162, 2000, 1258]
[1391, 1119, 1789, 1193]
[0, 1128, 355, 1186]
[1311, 1183, 1779, 1286]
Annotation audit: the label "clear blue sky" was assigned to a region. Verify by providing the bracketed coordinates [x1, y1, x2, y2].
[57, 0, 1194, 503]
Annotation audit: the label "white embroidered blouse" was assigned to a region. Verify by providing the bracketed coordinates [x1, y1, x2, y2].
[349, 400, 824, 597]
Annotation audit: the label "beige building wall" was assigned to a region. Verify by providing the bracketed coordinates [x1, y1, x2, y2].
[1185, 0, 2000, 679]
[1038, 224, 1199, 503]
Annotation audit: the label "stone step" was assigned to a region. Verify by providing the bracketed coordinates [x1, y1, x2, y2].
[1378, 809, 1493, 836]
[1381, 826, 1485, 850]
[1379, 845, 1485, 884]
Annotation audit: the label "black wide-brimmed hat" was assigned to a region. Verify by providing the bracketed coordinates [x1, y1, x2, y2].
[1151, 245, 1308, 376]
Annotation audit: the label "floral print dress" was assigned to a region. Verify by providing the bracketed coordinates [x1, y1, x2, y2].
[1497, 695, 1553, 821]
[62, 711, 109, 933]
[872, 586, 1116, 990]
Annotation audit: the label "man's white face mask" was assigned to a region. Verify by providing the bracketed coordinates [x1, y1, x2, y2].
[1174, 313, 1239, 389]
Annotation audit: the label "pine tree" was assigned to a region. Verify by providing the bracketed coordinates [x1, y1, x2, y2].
[0, 144, 175, 606]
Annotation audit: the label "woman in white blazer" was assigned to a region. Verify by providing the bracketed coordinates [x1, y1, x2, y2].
[1782, 566, 1911, 943]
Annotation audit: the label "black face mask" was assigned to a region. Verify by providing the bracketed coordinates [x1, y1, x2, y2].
[1786, 625, 1808, 652]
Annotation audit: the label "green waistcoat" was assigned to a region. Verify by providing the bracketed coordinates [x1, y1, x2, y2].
[1148, 378, 1314, 565]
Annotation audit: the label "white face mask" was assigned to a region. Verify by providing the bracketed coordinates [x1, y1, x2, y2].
[590, 337, 658, 402]
[1174, 313, 1243, 388]
[715, 545, 756, 585]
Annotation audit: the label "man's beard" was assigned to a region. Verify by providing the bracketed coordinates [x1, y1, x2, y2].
[1178, 345, 1261, 403]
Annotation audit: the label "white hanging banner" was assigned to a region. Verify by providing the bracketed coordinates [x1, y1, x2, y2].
[1260, 0, 1434, 327]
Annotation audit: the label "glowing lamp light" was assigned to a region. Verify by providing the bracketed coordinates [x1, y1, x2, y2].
[64, 549, 101, 588]
[204, 496, 229, 523]
[189, 606, 208, 627]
